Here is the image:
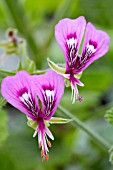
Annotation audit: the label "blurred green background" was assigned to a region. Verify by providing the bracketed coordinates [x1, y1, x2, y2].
[0, 0, 113, 169]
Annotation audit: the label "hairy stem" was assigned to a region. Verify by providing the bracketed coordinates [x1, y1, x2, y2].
[58, 105, 111, 151]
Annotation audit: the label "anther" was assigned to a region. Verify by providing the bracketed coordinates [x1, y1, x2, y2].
[41, 150, 44, 157]
[47, 140, 52, 147]
[42, 156, 45, 162]
[45, 154, 49, 161]
[39, 141, 42, 148]
[78, 96, 83, 102]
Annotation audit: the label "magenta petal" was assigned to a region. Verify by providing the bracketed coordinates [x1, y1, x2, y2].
[32, 70, 64, 120]
[79, 22, 110, 72]
[1, 71, 38, 120]
[55, 16, 86, 67]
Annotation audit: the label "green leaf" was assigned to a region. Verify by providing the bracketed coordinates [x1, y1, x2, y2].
[0, 95, 7, 108]
[47, 117, 72, 124]
[0, 109, 8, 145]
[27, 117, 37, 130]
[105, 107, 113, 125]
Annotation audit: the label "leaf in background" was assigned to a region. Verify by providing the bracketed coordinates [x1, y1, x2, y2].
[109, 145, 113, 164]
[0, 109, 8, 145]
[0, 96, 6, 108]
[105, 107, 113, 126]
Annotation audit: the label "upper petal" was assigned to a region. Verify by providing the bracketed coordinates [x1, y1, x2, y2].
[1, 71, 38, 120]
[75, 22, 110, 73]
[55, 16, 86, 71]
[32, 70, 64, 120]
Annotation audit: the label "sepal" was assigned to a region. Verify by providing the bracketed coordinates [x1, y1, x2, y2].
[27, 116, 72, 130]
[47, 58, 66, 74]
[74, 72, 83, 79]
[27, 117, 37, 129]
[47, 117, 72, 124]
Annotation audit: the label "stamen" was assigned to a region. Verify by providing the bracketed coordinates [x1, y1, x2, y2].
[78, 96, 83, 102]
[71, 83, 78, 104]
[39, 141, 42, 148]
[41, 150, 44, 157]
[45, 154, 49, 161]
[47, 140, 52, 147]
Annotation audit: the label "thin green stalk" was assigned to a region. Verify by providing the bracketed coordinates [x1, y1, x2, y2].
[58, 105, 111, 151]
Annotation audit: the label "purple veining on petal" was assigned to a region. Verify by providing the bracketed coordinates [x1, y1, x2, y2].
[74, 39, 98, 73]
[74, 22, 110, 73]
[42, 85, 56, 119]
[65, 32, 79, 71]
[32, 70, 64, 120]
[1, 71, 39, 120]
[89, 39, 97, 49]
[55, 16, 86, 64]
[18, 87, 38, 118]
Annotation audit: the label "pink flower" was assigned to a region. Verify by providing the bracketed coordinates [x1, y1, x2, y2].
[1, 70, 64, 161]
[55, 16, 110, 103]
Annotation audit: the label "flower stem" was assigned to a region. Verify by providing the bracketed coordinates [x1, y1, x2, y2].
[58, 105, 111, 151]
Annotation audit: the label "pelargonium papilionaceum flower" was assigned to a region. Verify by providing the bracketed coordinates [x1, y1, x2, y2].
[1, 70, 64, 161]
[51, 16, 110, 103]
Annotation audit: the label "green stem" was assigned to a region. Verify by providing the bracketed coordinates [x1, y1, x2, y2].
[58, 105, 111, 151]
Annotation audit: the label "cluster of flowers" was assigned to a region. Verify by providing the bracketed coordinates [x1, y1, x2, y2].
[1, 16, 110, 161]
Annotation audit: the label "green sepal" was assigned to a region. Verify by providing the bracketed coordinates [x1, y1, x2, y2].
[17, 60, 23, 71]
[65, 79, 71, 87]
[105, 107, 113, 125]
[17, 58, 36, 73]
[27, 116, 72, 130]
[47, 58, 66, 74]
[47, 117, 72, 124]
[27, 117, 37, 130]
[25, 58, 36, 73]
[74, 71, 83, 79]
